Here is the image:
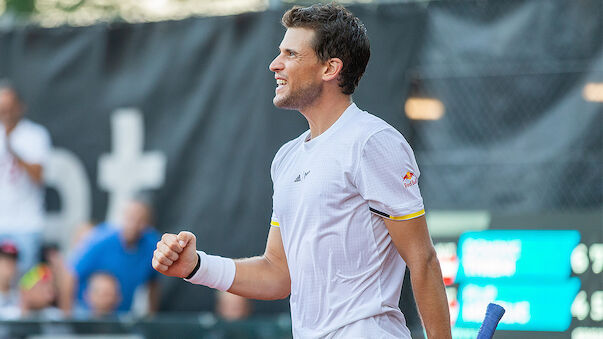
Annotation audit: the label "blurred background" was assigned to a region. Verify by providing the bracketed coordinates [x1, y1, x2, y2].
[0, 0, 601, 338]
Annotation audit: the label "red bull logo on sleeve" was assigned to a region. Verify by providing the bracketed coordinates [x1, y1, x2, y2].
[402, 171, 418, 188]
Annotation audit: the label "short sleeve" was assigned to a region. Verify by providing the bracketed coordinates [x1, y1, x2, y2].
[270, 163, 280, 227]
[270, 210, 280, 228]
[270, 148, 282, 228]
[355, 128, 425, 220]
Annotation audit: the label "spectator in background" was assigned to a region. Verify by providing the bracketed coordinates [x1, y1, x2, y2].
[84, 272, 121, 318]
[0, 241, 19, 312]
[0, 264, 72, 338]
[0, 264, 62, 320]
[0, 80, 52, 273]
[62, 196, 160, 316]
[216, 291, 251, 321]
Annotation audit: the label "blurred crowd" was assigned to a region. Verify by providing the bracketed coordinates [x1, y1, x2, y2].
[0, 80, 253, 324]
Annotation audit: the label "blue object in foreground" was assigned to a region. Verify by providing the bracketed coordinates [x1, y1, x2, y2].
[476, 303, 505, 339]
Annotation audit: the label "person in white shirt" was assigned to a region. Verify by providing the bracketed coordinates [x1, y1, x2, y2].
[152, 4, 451, 338]
[0, 81, 51, 273]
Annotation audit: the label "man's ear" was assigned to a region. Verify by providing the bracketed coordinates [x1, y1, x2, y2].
[322, 58, 343, 82]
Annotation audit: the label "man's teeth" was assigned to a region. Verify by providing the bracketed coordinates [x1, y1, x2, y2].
[277, 79, 287, 86]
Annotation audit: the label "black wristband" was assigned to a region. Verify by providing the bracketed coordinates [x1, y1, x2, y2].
[185, 253, 201, 279]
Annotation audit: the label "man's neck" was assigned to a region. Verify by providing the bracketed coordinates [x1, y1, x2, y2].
[300, 92, 352, 140]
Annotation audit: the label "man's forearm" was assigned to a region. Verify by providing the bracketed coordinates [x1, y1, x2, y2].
[156, 230, 290, 301]
[228, 256, 291, 300]
[410, 255, 452, 339]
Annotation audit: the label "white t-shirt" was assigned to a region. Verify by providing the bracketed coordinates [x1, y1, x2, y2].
[270, 103, 424, 338]
[0, 119, 51, 232]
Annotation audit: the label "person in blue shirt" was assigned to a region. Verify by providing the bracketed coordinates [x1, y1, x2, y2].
[62, 197, 160, 315]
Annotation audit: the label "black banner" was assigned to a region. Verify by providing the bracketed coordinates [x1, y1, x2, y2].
[0, 3, 428, 316]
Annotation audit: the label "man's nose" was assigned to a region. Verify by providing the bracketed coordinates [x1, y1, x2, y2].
[269, 54, 283, 72]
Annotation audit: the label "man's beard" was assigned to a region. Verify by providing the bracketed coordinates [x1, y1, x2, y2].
[273, 81, 323, 110]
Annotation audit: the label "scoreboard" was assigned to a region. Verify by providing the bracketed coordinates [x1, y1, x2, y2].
[430, 210, 603, 339]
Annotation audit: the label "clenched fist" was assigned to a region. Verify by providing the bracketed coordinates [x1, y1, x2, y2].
[152, 231, 198, 278]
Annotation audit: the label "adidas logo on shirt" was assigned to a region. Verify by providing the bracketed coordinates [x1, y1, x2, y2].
[294, 170, 311, 183]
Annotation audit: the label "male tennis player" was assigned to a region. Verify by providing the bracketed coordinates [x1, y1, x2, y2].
[153, 4, 451, 338]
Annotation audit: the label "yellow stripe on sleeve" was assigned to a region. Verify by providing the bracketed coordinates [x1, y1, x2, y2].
[389, 209, 425, 221]
[270, 220, 280, 227]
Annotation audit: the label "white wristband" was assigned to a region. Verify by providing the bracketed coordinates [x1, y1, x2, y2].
[184, 251, 236, 291]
